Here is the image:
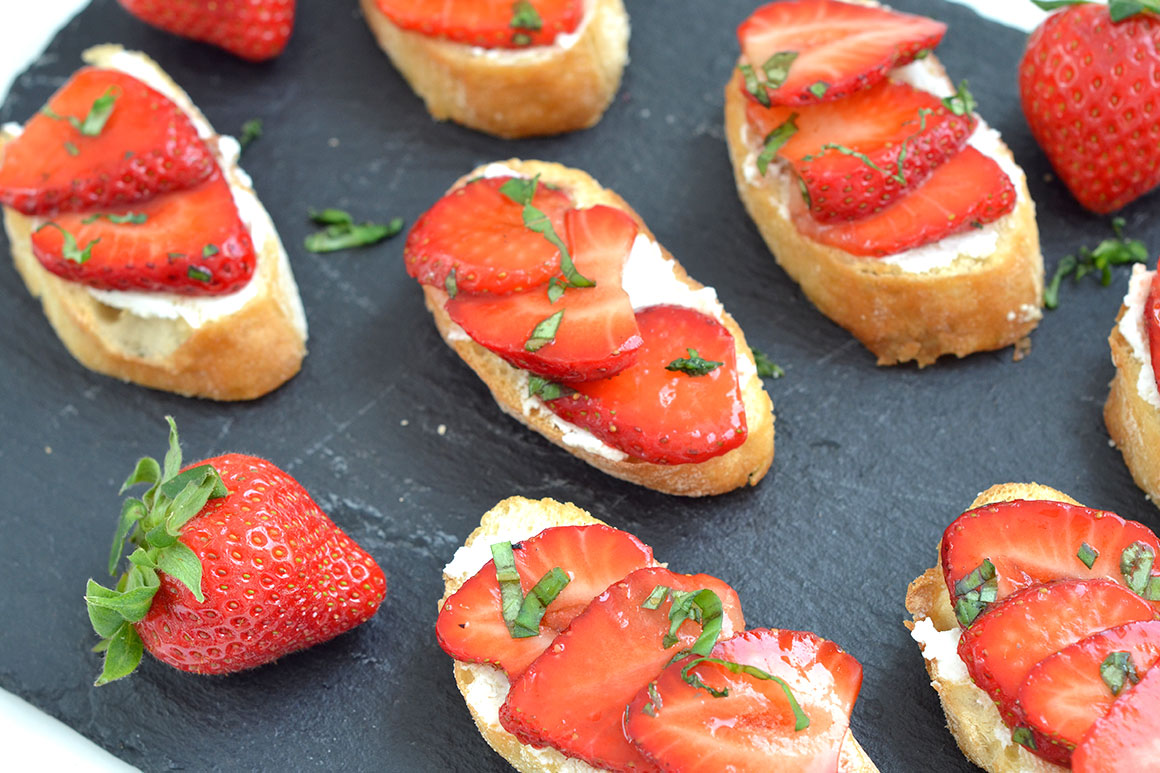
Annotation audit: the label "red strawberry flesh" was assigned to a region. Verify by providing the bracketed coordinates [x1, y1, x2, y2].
[31, 168, 256, 295]
[941, 499, 1160, 614]
[499, 566, 745, 771]
[117, 0, 296, 62]
[746, 78, 975, 222]
[1072, 661, 1160, 773]
[790, 145, 1016, 256]
[1019, 619, 1160, 763]
[0, 68, 214, 216]
[625, 628, 863, 772]
[405, 176, 574, 295]
[957, 578, 1160, 743]
[738, 0, 946, 106]
[375, 0, 583, 49]
[545, 304, 747, 464]
[445, 205, 643, 382]
[435, 524, 658, 678]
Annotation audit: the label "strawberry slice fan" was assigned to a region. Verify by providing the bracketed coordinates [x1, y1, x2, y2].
[738, 0, 1016, 256]
[941, 498, 1160, 768]
[405, 174, 748, 463]
[437, 523, 867, 770]
[0, 67, 255, 296]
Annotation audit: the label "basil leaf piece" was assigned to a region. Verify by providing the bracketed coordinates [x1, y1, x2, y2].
[1078, 542, 1099, 569]
[756, 114, 799, 176]
[64, 141, 79, 156]
[304, 218, 404, 253]
[187, 266, 212, 283]
[511, 0, 543, 30]
[679, 656, 811, 731]
[79, 87, 118, 136]
[761, 51, 798, 90]
[954, 558, 998, 626]
[491, 541, 525, 634]
[1012, 727, 1037, 750]
[81, 212, 147, 225]
[527, 375, 564, 401]
[808, 81, 829, 99]
[525, 310, 564, 352]
[36, 222, 98, 264]
[1100, 651, 1140, 696]
[445, 268, 458, 299]
[642, 585, 671, 611]
[1043, 217, 1147, 309]
[499, 176, 538, 206]
[239, 118, 262, 150]
[547, 277, 565, 304]
[804, 143, 904, 186]
[666, 348, 723, 377]
[202, 244, 220, 258]
[941, 80, 977, 117]
[309, 208, 354, 226]
[738, 64, 770, 108]
[1121, 541, 1156, 597]
[751, 347, 785, 379]
[510, 567, 569, 638]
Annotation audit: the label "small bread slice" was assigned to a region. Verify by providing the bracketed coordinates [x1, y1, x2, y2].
[1105, 265, 1160, 506]
[360, 0, 628, 139]
[2, 45, 307, 401]
[723, 57, 1044, 367]
[905, 482, 1078, 773]
[440, 496, 879, 773]
[418, 159, 774, 497]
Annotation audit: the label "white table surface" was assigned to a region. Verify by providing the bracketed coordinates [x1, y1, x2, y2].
[0, 1, 1044, 769]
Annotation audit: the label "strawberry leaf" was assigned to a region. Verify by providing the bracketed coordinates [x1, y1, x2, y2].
[93, 622, 144, 687]
[162, 415, 182, 480]
[119, 457, 160, 494]
[85, 584, 159, 624]
[157, 542, 206, 603]
[85, 580, 128, 638]
[107, 497, 146, 575]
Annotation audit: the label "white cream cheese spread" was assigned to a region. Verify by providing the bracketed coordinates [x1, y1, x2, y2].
[1119, 265, 1160, 410]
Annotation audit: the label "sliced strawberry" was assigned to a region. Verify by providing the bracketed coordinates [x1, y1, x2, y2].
[790, 146, 1016, 256]
[625, 628, 862, 772]
[941, 499, 1160, 625]
[957, 579, 1160, 743]
[117, 0, 295, 62]
[545, 305, 746, 464]
[1146, 269, 1160, 397]
[405, 176, 573, 295]
[446, 205, 642, 382]
[745, 79, 975, 223]
[0, 68, 214, 216]
[500, 566, 745, 771]
[1019, 620, 1160, 764]
[737, 0, 946, 107]
[435, 524, 658, 678]
[1072, 662, 1160, 773]
[31, 168, 255, 295]
[375, 0, 583, 49]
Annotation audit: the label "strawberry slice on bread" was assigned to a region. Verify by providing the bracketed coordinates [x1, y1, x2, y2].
[0, 68, 214, 216]
[1072, 661, 1160, 773]
[117, 0, 296, 62]
[737, 0, 946, 107]
[374, 0, 583, 49]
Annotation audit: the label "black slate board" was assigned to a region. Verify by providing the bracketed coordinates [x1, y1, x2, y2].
[3, 0, 1160, 770]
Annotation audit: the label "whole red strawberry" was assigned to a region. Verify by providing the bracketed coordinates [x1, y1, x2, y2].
[117, 0, 296, 62]
[1019, 1, 1160, 213]
[84, 417, 386, 684]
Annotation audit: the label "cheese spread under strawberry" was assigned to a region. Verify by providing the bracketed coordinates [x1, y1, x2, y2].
[1118, 264, 1160, 410]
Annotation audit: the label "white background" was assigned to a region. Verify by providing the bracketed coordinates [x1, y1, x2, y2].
[0, 1, 1044, 769]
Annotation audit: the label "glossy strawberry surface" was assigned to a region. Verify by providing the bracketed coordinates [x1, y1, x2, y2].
[375, 0, 583, 48]
[118, 0, 295, 61]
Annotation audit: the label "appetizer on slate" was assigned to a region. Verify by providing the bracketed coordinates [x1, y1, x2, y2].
[117, 0, 296, 62]
[85, 418, 386, 684]
[437, 496, 879, 771]
[906, 483, 1160, 772]
[362, 0, 628, 138]
[1106, 260, 1160, 507]
[404, 159, 774, 496]
[724, 0, 1043, 366]
[1020, 1, 1160, 214]
[0, 46, 306, 400]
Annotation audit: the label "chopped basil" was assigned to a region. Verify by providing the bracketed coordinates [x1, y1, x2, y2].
[547, 277, 565, 304]
[187, 266, 212, 283]
[808, 81, 829, 99]
[804, 143, 904, 186]
[80, 88, 118, 136]
[761, 51, 798, 90]
[666, 348, 723, 377]
[641, 682, 663, 717]
[1044, 217, 1147, 309]
[36, 223, 97, 264]
[751, 347, 784, 379]
[64, 141, 79, 156]
[202, 244, 220, 258]
[309, 208, 355, 226]
[756, 113, 799, 177]
[81, 212, 147, 225]
[1121, 541, 1156, 597]
[679, 655, 810, 731]
[954, 558, 998, 627]
[239, 118, 262, 150]
[1100, 651, 1141, 696]
[641, 584, 671, 611]
[527, 375, 565, 401]
[1012, 727, 1037, 750]
[490, 542, 524, 632]
[738, 63, 770, 108]
[510, 0, 543, 31]
[525, 310, 564, 352]
[304, 210, 404, 253]
[1078, 542, 1099, 569]
[489, 540, 570, 639]
[896, 108, 934, 184]
[499, 175, 595, 292]
[445, 268, 458, 299]
[798, 178, 812, 209]
[941, 80, 977, 117]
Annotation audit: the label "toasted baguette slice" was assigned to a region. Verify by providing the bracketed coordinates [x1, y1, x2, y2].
[441, 496, 879, 773]
[419, 159, 774, 497]
[1105, 265, 1160, 506]
[905, 482, 1079, 773]
[2, 45, 307, 401]
[360, 0, 628, 139]
[724, 56, 1044, 367]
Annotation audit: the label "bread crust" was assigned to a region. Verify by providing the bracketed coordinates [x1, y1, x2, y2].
[1105, 301, 1160, 506]
[1, 47, 307, 401]
[441, 496, 877, 773]
[723, 66, 1044, 367]
[360, 0, 628, 139]
[904, 483, 1077, 773]
[419, 159, 774, 497]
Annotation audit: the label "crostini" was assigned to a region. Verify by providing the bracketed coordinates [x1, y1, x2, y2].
[724, 0, 1043, 367]
[0, 45, 306, 401]
[1106, 263, 1160, 507]
[438, 496, 880, 772]
[906, 483, 1160, 772]
[403, 159, 774, 497]
[362, 0, 628, 138]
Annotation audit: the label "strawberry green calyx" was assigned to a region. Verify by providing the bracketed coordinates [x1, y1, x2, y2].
[1031, 1, 1160, 22]
[84, 417, 228, 685]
